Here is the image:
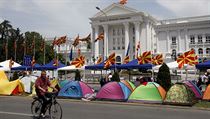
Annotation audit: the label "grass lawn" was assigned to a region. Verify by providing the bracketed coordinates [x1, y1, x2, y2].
[194, 101, 210, 108]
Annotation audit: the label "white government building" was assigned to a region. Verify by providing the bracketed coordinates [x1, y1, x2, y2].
[90, 3, 210, 63]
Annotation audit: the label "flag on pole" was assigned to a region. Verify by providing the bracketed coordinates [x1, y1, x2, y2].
[137, 51, 152, 64]
[104, 53, 116, 69]
[96, 56, 103, 64]
[123, 42, 130, 64]
[71, 55, 85, 68]
[72, 35, 80, 47]
[94, 32, 104, 42]
[119, 0, 127, 5]
[152, 54, 163, 65]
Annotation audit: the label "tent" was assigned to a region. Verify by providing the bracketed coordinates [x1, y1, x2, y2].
[164, 83, 197, 106]
[40, 60, 66, 70]
[11, 63, 42, 71]
[153, 61, 196, 70]
[20, 75, 37, 93]
[0, 79, 24, 95]
[128, 82, 166, 103]
[96, 82, 132, 101]
[196, 60, 210, 70]
[183, 80, 202, 99]
[121, 80, 135, 91]
[0, 71, 9, 82]
[59, 80, 71, 88]
[58, 81, 94, 98]
[203, 85, 210, 100]
[58, 65, 85, 71]
[0, 60, 21, 71]
[114, 59, 152, 70]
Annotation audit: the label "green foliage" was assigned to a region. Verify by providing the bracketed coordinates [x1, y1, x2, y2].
[157, 63, 171, 91]
[75, 69, 81, 81]
[111, 71, 120, 82]
[0, 19, 58, 64]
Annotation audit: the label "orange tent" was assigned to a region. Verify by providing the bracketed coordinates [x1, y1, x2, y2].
[203, 85, 210, 100]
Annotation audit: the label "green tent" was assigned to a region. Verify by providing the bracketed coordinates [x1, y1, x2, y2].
[128, 82, 166, 103]
[164, 83, 197, 106]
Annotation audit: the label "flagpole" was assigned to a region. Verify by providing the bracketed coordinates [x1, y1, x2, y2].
[33, 35, 36, 58]
[43, 38, 46, 65]
[14, 39, 17, 61]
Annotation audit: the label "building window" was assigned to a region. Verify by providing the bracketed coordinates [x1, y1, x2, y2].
[122, 29, 124, 35]
[118, 46, 120, 50]
[113, 38, 115, 45]
[117, 29, 120, 35]
[122, 46, 125, 49]
[113, 47, 116, 50]
[190, 35, 195, 44]
[113, 29, 116, 36]
[117, 38, 120, 44]
[172, 37, 176, 45]
[206, 48, 210, 55]
[198, 48, 203, 54]
[198, 35, 203, 44]
[133, 27, 135, 34]
[133, 46, 135, 52]
[122, 38, 125, 44]
[206, 34, 210, 43]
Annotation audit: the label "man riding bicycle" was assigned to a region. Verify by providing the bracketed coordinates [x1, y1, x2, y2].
[35, 70, 58, 117]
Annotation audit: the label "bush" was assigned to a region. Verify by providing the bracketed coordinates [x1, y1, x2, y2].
[75, 69, 81, 81]
[111, 71, 120, 82]
[157, 63, 171, 91]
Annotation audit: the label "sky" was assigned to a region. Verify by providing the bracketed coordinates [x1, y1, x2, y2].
[0, 0, 209, 39]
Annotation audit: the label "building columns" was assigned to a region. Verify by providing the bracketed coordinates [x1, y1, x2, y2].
[178, 30, 181, 52]
[166, 30, 170, 53]
[93, 25, 99, 59]
[123, 22, 129, 56]
[102, 24, 109, 58]
[184, 29, 189, 51]
[134, 21, 140, 57]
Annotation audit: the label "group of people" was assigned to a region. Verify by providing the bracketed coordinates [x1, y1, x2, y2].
[197, 72, 210, 91]
[99, 73, 113, 87]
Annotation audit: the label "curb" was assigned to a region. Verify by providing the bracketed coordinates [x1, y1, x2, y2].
[1, 95, 210, 111]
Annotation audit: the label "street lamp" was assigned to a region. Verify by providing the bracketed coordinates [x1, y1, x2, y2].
[95, 6, 108, 19]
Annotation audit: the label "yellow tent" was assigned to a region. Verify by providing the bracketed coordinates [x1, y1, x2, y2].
[30, 79, 60, 96]
[0, 71, 9, 82]
[0, 79, 24, 95]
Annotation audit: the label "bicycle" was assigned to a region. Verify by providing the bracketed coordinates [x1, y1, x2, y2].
[31, 92, 62, 119]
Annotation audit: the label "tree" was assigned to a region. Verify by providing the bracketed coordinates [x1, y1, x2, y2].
[157, 63, 171, 91]
[75, 69, 81, 81]
[111, 71, 120, 82]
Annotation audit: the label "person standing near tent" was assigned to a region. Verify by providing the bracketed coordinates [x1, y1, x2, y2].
[35, 70, 58, 117]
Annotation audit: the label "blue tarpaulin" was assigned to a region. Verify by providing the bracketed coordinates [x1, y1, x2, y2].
[11, 63, 42, 71]
[196, 60, 210, 70]
[41, 60, 66, 70]
[114, 59, 152, 69]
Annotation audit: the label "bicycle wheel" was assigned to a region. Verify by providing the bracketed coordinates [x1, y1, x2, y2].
[31, 99, 42, 117]
[49, 102, 62, 119]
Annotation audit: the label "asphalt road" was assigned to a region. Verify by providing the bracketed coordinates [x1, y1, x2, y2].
[0, 96, 210, 119]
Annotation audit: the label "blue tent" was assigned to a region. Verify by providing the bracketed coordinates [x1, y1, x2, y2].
[85, 61, 118, 70]
[196, 60, 210, 70]
[58, 81, 94, 98]
[11, 63, 42, 71]
[114, 59, 152, 69]
[41, 60, 66, 70]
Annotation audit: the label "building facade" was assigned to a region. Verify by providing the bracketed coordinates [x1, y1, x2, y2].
[90, 3, 210, 63]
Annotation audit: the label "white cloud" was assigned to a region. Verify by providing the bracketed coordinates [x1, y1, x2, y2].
[156, 0, 210, 17]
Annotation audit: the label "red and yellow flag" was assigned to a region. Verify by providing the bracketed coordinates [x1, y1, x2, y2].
[71, 55, 85, 68]
[80, 34, 91, 42]
[137, 51, 152, 64]
[177, 49, 197, 69]
[72, 35, 80, 47]
[96, 56, 103, 64]
[95, 32, 104, 42]
[119, 0, 127, 5]
[104, 53, 116, 69]
[123, 56, 130, 64]
[152, 54, 163, 65]
[53, 59, 59, 66]
[31, 56, 36, 67]
[9, 58, 14, 69]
